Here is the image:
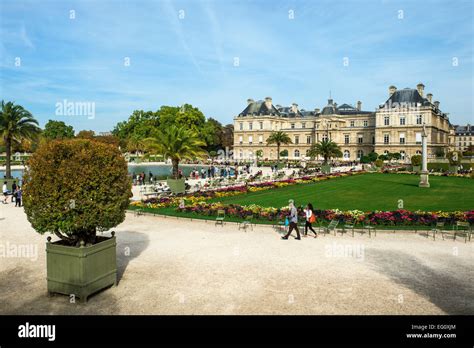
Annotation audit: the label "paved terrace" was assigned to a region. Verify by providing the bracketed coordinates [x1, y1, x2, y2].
[0, 203, 472, 315]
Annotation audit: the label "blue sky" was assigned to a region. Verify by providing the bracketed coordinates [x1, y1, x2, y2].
[0, 0, 472, 132]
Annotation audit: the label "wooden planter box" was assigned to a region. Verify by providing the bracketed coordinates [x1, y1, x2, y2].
[46, 233, 117, 303]
[167, 178, 186, 194]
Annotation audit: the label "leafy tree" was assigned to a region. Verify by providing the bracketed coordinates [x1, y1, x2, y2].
[368, 152, 378, 162]
[76, 130, 95, 139]
[221, 124, 234, 149]
[43, 120, 75, 140]
[157, 104, 205, 134]
[201, 118, 223, 151]
[94, 134, 120, 147]
[391, 152, 402, 160]
[266, 131, 292, 163]
[23, 139, 132, 246]
[447, 151, 461, 165]
[378, 154, 388, 161]
[144, 125, 206, 179]
[411, 155, 422, 166]
[307, 139, 342, 164]
[0, 101, 41, 178]
[112, 110, 160, 140]
[280, 149, 288, 157]
[256, 150, 263, 159]
[360, 155, 371, 164]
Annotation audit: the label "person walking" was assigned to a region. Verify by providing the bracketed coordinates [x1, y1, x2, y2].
[15, 186, 22, 207]
[304, 203, 318, 238]
[11, 181, 17, 203]
[281, 199, 301, 240]
[2, 181, 8, 204]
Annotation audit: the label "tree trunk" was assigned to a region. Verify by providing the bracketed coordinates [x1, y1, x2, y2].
[171, 158, 179, 179]
[5, 136, 12, 179]
[276, 143, 280, 164]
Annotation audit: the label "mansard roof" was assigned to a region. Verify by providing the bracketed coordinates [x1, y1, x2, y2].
[239, 100, 280, 116]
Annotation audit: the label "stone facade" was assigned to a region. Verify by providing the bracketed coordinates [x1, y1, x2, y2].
[450, 124, 473, 152]
[233, 84, 452, 162]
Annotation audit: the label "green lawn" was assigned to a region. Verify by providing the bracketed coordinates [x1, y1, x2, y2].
[209, 173, 474, 212]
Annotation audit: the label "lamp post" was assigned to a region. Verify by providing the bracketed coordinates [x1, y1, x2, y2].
[419, 124, 430, 188]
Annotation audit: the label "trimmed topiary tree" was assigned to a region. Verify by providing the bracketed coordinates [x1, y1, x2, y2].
[23, 139, 132, 247]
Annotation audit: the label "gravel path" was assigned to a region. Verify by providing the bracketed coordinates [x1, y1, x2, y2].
[0, 203, 472, 315]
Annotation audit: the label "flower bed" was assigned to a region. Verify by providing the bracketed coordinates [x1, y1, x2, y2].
[173, 202, 474, 226]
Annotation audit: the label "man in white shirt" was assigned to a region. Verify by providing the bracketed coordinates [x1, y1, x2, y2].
[2, 181, 9, 204]
[281, 199, 301, 240]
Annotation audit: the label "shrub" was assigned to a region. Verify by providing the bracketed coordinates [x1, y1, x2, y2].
[447, 151, 461, 166]
[367, 152, 378, 162]
[23, 139, 132, 246]
[360, 155, 370, 164]
[374, 159, 384, 168]
[411, 155, 422, 166]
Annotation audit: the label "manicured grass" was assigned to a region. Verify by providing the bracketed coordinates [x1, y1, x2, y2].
[209, 173, 474, 212]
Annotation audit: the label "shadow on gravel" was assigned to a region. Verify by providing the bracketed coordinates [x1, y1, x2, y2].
[365, 249, 474, 314]
[115, 231, 150, 284]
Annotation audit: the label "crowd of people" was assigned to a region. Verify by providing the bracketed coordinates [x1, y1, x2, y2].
[2, 180, 22, 207]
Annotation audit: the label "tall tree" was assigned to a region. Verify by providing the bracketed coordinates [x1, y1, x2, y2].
[0, 101, 41, 178]
[144, 125, 206, 179]
[266, 131, 292, 163]
[76, 130, 95, 139]
[307, 139, 342, 164]
[43, 120, 74, 140]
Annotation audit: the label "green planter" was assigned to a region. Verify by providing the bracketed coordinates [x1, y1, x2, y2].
[46, 233, 117, 303]
[167, 178, 186, 194]
[321, 164, 331, 174]
[412, 165, 421, 173]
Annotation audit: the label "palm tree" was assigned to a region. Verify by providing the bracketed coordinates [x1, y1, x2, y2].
[308, 139, 342, 164]
[266, 131, 292, 163]
[145, 125, 207, 179]
[0, 101, 41, 178]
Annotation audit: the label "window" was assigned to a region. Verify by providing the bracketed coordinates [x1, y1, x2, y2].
[399, 116, 406, 125]
[363, 120, 368, 127]
[400, 151, 405, 160]
[350, 120, 355, 127]
[248, 135, 253, 144]
[416, 115, 423, 125]
[415, 132, 422, 144]
[258, 135, 263, 144]
[259, 122, 263, 130]
[357, 150, 363, 159]
[295, 136, 299, 144]
[239, 150, 243, 158]
[384, 116, 390, 126]
[416, 150, 421, 155]
[384, 134, 390, 144]
[343, 150, 350, 159]
[291, 123, 295, 129]
[239, 123, 243, 131]
[302, 122, 306, 129]
[344, 134, 350, 144]
[322, 134, 328, 141]
[239, 136, 243, 144]
[249, 122, 253, 130]
[358, 134, 363, 144]
[294, 149, 300, 158]
[306, 136, 311, 144]
[399, 133, 405, 144]
[372, 136, 375, 144]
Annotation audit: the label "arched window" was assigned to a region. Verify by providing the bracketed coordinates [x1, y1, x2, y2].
[400, 151, 406, 160]
[294, 149, 300, 158]
[416, 150, 421, 155]
[357, 150, 363, 159]
[343, 150, 350, 159]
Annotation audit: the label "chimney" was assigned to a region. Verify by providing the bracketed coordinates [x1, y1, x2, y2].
[434, 101, 440, 109]
[389, 85, 397, 96]
[247, 98, 254, 105]
[426, 93, 433, 103]
[291, 103, 298, 114]
[264, 97, 272, 110]
[356, 101, 362, 111]
[315, 108, 320, 114]
[416, 83, 425, 97]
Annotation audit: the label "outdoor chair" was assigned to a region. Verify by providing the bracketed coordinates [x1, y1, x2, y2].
[215, 209, 225, 226]
[453, 221, 471, 243]
[321, 220, 338, 236]
[341, 218, 356, 236]
[430, 221, 445, 241]
[275, 219, 288, 234]
[354, 223, 376, 238]
[239, 215, 254, 231]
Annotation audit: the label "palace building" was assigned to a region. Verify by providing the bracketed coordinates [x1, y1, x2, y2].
[233, 83, 452, 162]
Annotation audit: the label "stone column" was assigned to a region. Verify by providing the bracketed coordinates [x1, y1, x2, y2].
[419, 131, 430, 187]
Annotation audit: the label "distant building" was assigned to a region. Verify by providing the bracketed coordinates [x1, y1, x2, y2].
[233, 83, 452, 161]
[451, 124, 473, 152]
